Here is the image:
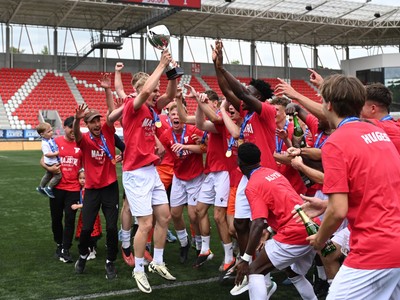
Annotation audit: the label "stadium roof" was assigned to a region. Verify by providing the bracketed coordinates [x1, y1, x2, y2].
[1, 0, 399, 47]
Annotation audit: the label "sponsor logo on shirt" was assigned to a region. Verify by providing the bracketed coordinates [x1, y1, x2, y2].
[361, 131, 391, 144]
[243, 123, 254, 134]
[91, 149, 105, 163]
[265, 172, 281, 182]
[142, 118, 155, 137]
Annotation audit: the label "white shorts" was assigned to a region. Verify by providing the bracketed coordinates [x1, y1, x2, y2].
[331, 226, 350, 256]
[234, 175, 251, 219]
[198, 171, 229, 207]
[170, 174, 204, 208]
[265, 239, 316, 276]
[123, 165, 168, 217]
[328, 265, 400, 300]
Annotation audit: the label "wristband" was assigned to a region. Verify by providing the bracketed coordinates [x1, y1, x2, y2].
[241, 253, 251, 262]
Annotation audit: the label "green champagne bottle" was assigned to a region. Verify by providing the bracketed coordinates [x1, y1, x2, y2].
[294, 204, 336, 257]
[292, 114, 307, 148]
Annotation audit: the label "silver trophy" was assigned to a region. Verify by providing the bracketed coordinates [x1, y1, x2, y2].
[147, 25, 184, 80]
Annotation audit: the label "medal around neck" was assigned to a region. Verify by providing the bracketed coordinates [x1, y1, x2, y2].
[147, 25, 184, 80]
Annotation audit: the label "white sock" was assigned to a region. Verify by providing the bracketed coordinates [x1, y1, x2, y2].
[134, 257, 145, 273]
[176, 229, 188, 247]
[316, 265, 327, 280]
[120, 229, 131, 249]
[80, 254, 88, 260]
[200, 236, 210, 254]
[223, 242, 233, 264]
[195, 235, 202, 250]
[249, 274, 267, 299]
[290, 275, 318, 300]
[153, 247, 164, 264]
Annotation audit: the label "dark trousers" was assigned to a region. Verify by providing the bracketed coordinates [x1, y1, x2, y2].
[78, 181, 119, 261]
[50, 188, 80, 249]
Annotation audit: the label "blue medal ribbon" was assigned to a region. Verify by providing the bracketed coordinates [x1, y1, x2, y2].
[226, 136, 235, 153]
[90, 133, 114, 163]
[337, 117, 360, 128]
[200, 130, 208, 145]
[79, 189, 83, 204]
[172, 124, 186, 157]
[314, 131, 329, 149]
[45, 138, 60, 163]
[380, 114, 393, 121]
[239, 112, 255, 140]
[149, 107, 161, 126]
[275, 120, 289, 153]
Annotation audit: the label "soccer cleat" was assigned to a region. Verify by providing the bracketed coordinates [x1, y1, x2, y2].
[75, 257, 87, 274]
[193, 249, 214, 268]
[55, 244, 62, 259]
[132, 271, 152, 294]
[121, 246, 135, 267]
[148, 261, 176, 281]
[105, 261, 117, 279]
[59, 248, 73, 263]
[219, 258, 237, 284]
[313, 278, 330, 298]
[166, 230, 177, 243]
[230, 275, 249, 296]
[179, 242, 190, 264]
[87, 249, 96, 261]
[267, 281, 278, 299]
[36, 186, 47, 197]
[43, 186, 55, 198]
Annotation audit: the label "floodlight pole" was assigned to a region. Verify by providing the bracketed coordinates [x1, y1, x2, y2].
[53, 28, 58, 70]
[250, 40, 256, 78]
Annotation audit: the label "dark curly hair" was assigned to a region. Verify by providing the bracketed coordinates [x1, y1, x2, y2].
[249, 78, 274, 101]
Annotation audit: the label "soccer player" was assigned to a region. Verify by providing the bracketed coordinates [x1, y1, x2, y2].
[235, 142, 317, 300]
[73, 73, 119, 280]
[119, 50, 176, 293]
[307, 74, 400, 299]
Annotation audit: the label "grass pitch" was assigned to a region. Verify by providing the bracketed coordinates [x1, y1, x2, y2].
[0, 150, 306, 299]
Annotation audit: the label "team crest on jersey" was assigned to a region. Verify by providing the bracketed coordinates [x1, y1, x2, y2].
[74, 147, 80, 153]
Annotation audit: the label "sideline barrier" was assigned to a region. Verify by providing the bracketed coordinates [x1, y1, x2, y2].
[0, 141, 42, 151]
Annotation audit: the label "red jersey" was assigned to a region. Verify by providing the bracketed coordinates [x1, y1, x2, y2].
[55, 136, 82, 191]
[240, 102, 277, 170]
[368, 118, 400, 155]
[159, 125, 204, 181]
[322, 121, 400, 269]
[77, 123, 117, 189]
[245, 167, 310, 245]
[276, 122, 307, 195]
[122, 97, 160, 171]
[204, 122, 229, 174]
[156, 114, 174, 167]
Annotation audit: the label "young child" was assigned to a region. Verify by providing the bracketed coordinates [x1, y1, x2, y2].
[72, 169, 102, 260]
[36, 122, 62, 198]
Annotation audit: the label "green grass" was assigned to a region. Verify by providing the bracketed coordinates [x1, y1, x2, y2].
[0, 150, 304, 300]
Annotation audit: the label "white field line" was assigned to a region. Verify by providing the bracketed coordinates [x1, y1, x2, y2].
[54, 277, 219, 300]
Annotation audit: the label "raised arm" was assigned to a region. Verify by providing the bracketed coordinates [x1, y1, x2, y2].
[176, 88, 196, 125]
[73, 104, 87, 143]
[308, 69, 324, 89]
[275, 78, 325, 121]
[220, 100, 240, 139]
[285, 103, 309, 123]
[98, 73, 115, 127]
[133, 50, 171, 111]
[195, 98, 218, 133]
[212, 41, 242, 112]
[114, 62, 128, 99]
[156, 78, 177, 111]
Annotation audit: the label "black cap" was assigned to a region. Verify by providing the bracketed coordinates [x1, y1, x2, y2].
[64, 116, 74, 127]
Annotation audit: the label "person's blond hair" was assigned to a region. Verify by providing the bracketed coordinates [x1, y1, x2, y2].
[36, 122, 51, 135]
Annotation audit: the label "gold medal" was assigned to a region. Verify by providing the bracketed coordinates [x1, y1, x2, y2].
[237, 139, 244, 146]
[225, 150, 232, 158]
[155, 121, 162, 128]
[200, 143, 207, 153]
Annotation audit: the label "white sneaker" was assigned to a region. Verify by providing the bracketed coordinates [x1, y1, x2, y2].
[132, 271, 152, 294]
[267, 281, 277, 299]
[148, 261, 176, 281]
[230, 275, 249, 296]
[87, 250, 96, 261]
